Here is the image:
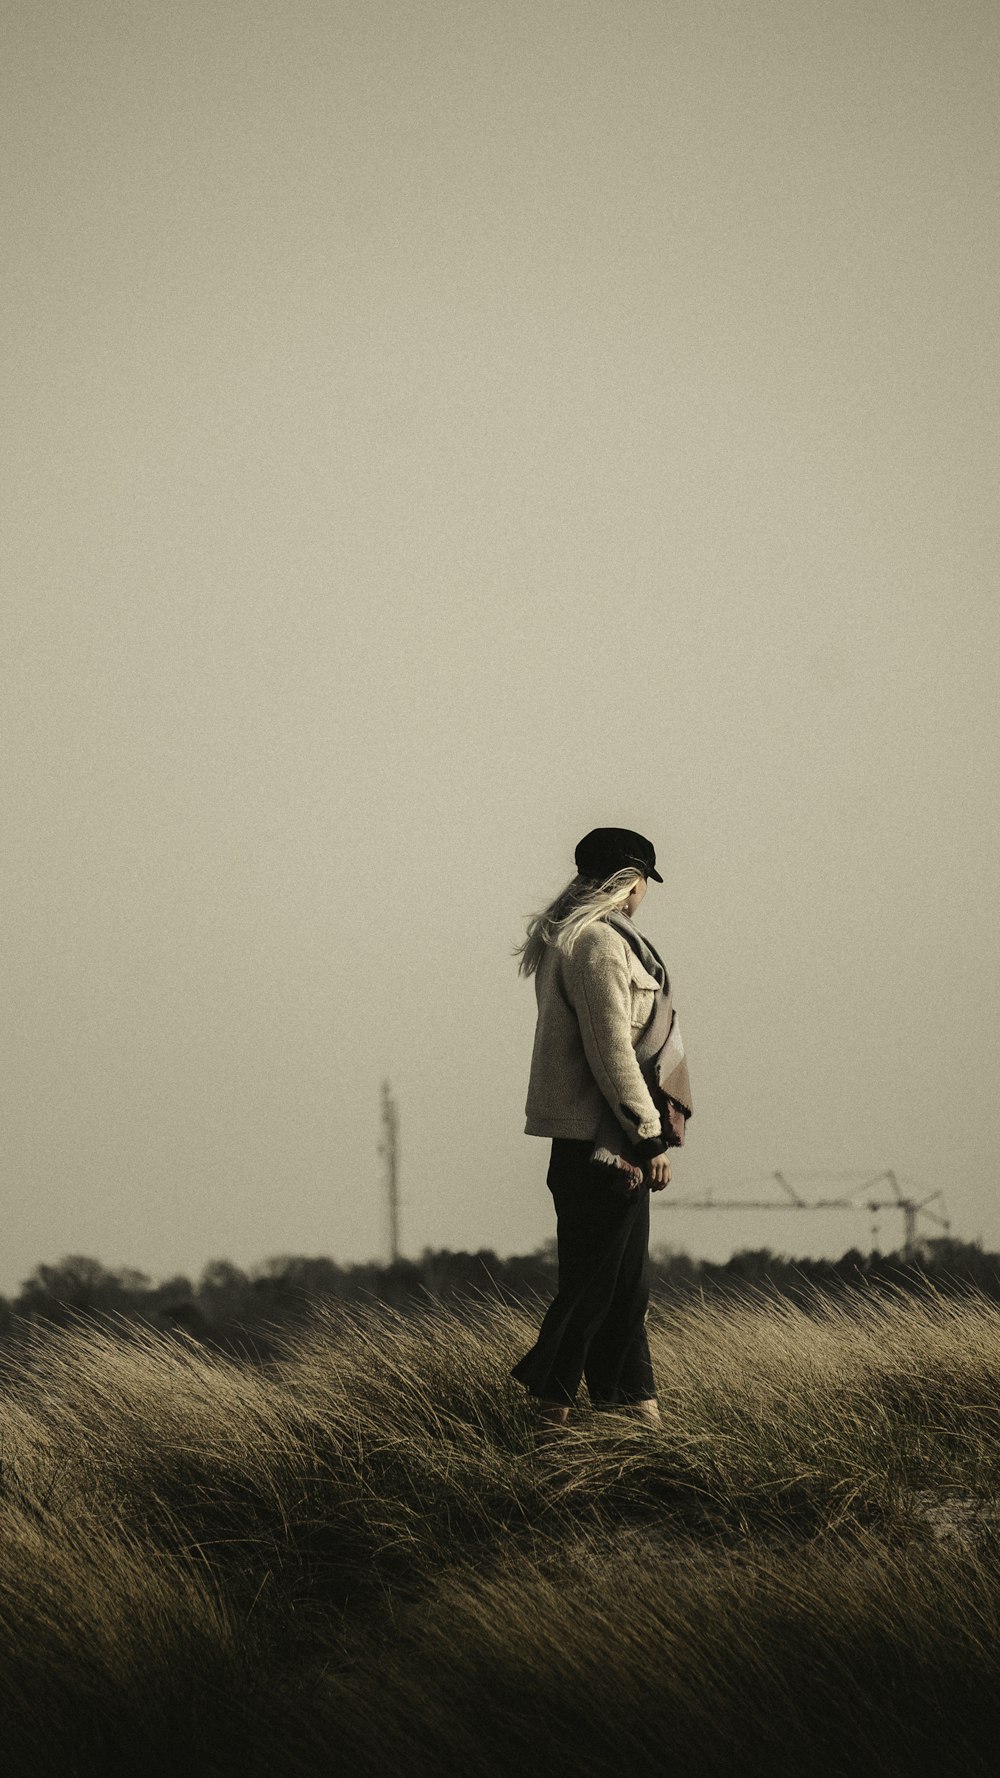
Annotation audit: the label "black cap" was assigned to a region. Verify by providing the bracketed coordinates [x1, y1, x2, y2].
[574, 827, 663, 884]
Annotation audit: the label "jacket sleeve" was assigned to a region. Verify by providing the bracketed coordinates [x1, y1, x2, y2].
[563, 926, 666, 1152]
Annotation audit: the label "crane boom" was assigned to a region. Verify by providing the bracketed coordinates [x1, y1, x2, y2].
[657, 1173, 949, 1262]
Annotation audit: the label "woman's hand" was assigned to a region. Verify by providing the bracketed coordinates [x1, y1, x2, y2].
[647, 1152, 672, 1191]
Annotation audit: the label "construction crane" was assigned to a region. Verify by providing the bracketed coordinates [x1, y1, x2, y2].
[655, 1169, 950, 1263]
[379, 1079, 401, 1265]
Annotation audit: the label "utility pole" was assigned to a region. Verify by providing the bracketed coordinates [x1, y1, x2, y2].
[380, 1079, 400, 1265]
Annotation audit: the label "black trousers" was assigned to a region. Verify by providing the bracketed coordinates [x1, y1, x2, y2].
[511, 1137, 656, 1408]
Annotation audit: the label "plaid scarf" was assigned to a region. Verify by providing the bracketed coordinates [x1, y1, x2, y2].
[591, 912, 693, 1192]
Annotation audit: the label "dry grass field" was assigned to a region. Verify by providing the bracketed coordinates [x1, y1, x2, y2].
[2, 1287, 1000, 1777]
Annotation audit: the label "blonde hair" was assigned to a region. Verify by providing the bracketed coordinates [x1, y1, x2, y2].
[513, 867, 642, 978]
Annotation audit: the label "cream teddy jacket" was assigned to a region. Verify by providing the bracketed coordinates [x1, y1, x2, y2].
[523, 918, 668, 1154]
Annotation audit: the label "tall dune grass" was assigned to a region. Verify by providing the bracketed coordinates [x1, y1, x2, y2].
[1, 1288, 999, 1775]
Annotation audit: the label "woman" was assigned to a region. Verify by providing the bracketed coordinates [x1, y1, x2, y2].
[511, 827, 692, 1440]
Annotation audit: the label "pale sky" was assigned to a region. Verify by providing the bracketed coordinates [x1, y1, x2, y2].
[4, 0, 999, 1297]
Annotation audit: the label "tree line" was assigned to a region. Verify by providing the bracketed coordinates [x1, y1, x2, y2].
[1, 1237, 998, 1362]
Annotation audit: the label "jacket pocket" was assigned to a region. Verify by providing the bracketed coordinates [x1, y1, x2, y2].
[628, 955, 659, 1029]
